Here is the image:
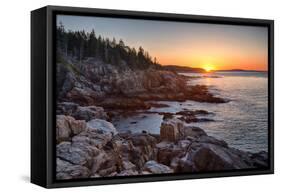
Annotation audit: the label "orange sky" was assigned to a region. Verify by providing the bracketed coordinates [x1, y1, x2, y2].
[59, 15, 269, 71]
[156, 39, 268, 71]
[140, 25, 269, 71]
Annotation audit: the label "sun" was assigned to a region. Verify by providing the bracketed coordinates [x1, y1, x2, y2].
[203, 63, 215, 72]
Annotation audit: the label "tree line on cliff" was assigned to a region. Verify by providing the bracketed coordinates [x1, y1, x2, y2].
[56, 22, 161, 70]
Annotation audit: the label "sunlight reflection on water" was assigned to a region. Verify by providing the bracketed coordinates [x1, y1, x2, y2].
[112, 71, 268, 153]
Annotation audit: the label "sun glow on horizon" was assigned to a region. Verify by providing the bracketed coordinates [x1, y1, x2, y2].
[58, 15, 268, 71]
[202, 63, 216, 72]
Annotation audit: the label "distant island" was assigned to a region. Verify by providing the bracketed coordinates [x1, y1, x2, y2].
[214, 69, 267, 72]
[160, 66, 267, 73]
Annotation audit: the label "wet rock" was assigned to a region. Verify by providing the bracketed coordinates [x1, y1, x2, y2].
[143, 160, 173, 174]
[176, 109, 210, 116]
[175, 110, 214, 123]
[193, 110, 210, 115]
[190, 144, 235, 171]
[182, 142, 266, 171]
[186, 85, 227, 103]
[178, 126, 207, 139]
[196, 135, 228, 147]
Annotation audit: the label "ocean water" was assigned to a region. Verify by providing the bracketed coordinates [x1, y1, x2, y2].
[112, 71, 268, 153]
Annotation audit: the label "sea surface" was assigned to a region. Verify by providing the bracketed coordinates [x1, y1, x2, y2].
[112, 71, 268, 153]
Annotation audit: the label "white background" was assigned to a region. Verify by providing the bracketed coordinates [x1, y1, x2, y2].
[0, 0, 279, 193]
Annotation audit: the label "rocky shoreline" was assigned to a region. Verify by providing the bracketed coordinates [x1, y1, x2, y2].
[56, 57, 268, 180]
[57, 58, 227, 110]
[56, 103, 268, 180]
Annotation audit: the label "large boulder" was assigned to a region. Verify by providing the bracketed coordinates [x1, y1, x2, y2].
[56, 141, 100, 167]
[160, 117, 184, 141]
[158, 116, 269, 172]
[57, 103, 108, 121]
[87, 119, 118, 138]
[56, 115, 87, 143]
[72, 127, 113, 149]
[56, 158, 91, 180]
[143, 160, 173, 174]
[189, 143, 235, 171]
[160, 116, 209, 142]
[180, 142, 267, 172]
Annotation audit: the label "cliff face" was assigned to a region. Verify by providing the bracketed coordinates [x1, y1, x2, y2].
[57, 56, 226, 109]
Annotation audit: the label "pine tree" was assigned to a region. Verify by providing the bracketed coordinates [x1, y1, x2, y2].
[56, 23, 158, 70]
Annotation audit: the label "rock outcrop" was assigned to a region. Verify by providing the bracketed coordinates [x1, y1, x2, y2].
[56, 115, 268, 180]
[158, 116, 268, 172]
[57, 102, 108, 121]
[57, 58, 226, 108]
[56, 115, 87, 143]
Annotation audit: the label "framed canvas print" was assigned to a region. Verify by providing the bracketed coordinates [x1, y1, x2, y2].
[31, 5, 274, 188]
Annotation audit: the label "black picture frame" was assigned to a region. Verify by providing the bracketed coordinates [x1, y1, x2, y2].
[31, 5, 274, 188]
